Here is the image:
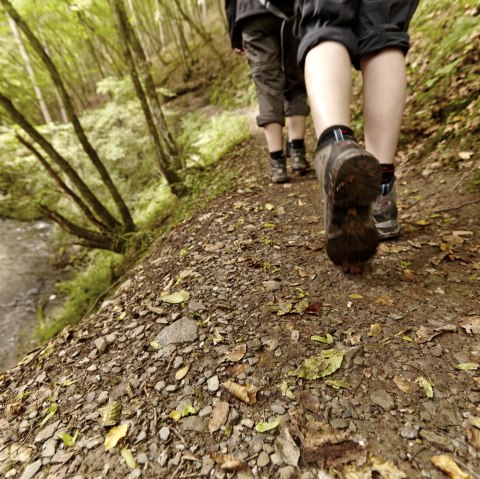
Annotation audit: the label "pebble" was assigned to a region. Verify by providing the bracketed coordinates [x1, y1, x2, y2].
[400, 423, 419, 439]
[105, 333, 116, 344]
[94, 337, 107, 353]
[207, 375, 220, 392]
[154, 380, 166, 392]
[41, 438, 56, 458]
[419, 429, 454, 452]
[330, 418, 349, 429]
[271, 403, 286, 415]
[19, 460, 42, 479]
[157, 317, 198, 346]
[370, 389, 395, 411]
[199, 406, 213, 417]
[34, 420, 60, 443]
[159, 426, 170, 442]
[96, 391, 109, 405]
[173, 356, 184, 369]
[257, 451, 270, 467]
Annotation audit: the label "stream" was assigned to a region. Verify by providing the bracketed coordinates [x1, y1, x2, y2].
[0, 219, 57, 372]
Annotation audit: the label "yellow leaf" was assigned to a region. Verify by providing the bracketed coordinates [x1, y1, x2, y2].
[226, 344, 247, 362]
[255, 417, 281, 433]
[415, 219, 430, 226]
[168, 410, 182, 422]
[265, 203, 275, 211]
[104, 424, 128, 451]
[455, 363, 479, 371]
[311, 334, 333, 344]
[368, 323, 382, 337]
[121, 448, 137, 469]
[415, 376, 434, 398]
[175, 364, 190, 380]
[99, 399, 122, 427]
[393, 376, 414, 394]
[160, 290, 190, 303]
[350, 293, 363, 299]
[431, 454, 472, 479]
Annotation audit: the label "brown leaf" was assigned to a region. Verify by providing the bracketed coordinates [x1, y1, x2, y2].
[467, 427, 480, 451]
[221, 381, 258, 405]
[208, 401, 230, 433]
[459, 316, 480, 335]
[211, 452, 248, 471]
[226, 344, 247, 362]
[393, 376, 414, 394]
[304, 302, 323, 315]
[368, 323, 382, 337]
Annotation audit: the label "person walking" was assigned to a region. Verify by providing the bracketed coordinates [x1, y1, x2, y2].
[296, 0, 419, 273]
[226, 0, 310, 183]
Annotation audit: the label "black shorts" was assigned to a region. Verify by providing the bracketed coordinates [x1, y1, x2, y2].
[297, 0, 419, 68]
[241, 15, 310, 127]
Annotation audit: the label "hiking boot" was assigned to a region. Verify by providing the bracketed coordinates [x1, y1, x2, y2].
[371, 177, 401, 240]
[287, 141, 309, 174]
[314, 139, 381, 273]
[270, 155, 288, 183]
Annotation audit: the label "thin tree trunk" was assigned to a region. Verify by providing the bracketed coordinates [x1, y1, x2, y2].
[0, 92, 120, 231]
[7, 14, 52, 124]
[110, 0, 184, 195]
[0, 0, 135, 233]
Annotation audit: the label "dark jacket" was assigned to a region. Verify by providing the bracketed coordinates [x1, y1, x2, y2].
[226, 0, 296, 49]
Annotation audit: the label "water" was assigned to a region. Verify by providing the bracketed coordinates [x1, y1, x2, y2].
[0, 219, 56, 372]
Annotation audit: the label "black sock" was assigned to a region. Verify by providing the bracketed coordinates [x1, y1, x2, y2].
[317, 125, 356, 149]
[288, 139, 305, 150]
[270, 150, 284, 160]
[380, 164, 395, 184]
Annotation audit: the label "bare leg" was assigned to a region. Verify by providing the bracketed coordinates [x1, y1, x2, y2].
[286, 115, 306, 141]
[361, 48, 407, 164]
[264, 122, 284, 152]
[304, 41, 352, 138]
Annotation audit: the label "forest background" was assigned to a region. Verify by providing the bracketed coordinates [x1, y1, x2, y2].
[0, 0, 479, 346]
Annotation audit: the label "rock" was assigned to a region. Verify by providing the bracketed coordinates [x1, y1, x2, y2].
[159, 427, 170, 442]
[156, 318, 198, 346]
[34, 420, 60, 443]
[419, 429, 455, 452]
[370, 389, 395, 411]
[271, 403, 286, 415]
[241, 419, 254, 429]
[433, 400, 462, 428]
[330, 419, 349, 429]
[341, 346, 363, 369]
[188, 300, 206, 312]
[263, 280, 282, 291]
[41, 438, 57, 458]
[94, 337, 107, 353]
[200, 456, 215, 476]
[51, 451, 73, 464]
[179, 416, 206, 433]
[20, 460, 42, 479]
[400, 423, 419, 439]
[278, 465, 299, 479]
[97, 391, 109, 405]
[207, 375, 219, 392]
[257, 451, 270, 467]
[199, 405, 213, 417]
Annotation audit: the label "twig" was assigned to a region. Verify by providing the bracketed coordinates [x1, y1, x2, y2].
[433, 198, 480, 214]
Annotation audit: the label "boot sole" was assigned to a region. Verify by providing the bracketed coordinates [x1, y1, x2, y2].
[323, 147, 381, 269]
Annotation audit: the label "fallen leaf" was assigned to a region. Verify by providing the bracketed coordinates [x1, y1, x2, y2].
[222, 381, 258, 405]
[175, 364, 190, 380]
[150, 341, 161, 350]
[455, 363, 479, 371]
[208, 401, 229, 433]
[293, 299, 309, 313]
[168, 410, 182, 422]
[375, 295, 394, 306]
[289, 349, 344, 380]
[121, 448, 137, 469]
[57, 431, 78, 447]
[470, 417, 480, 429]
[311, 334, 333, 344]
[226, 344, 247, 362]
[279, 381, 295, 400]
[431, 454, 472, 479]
[325, 380, 349, 390]
[402, 336, 414, 342]
[160, 290, 190, 304]
[368, 324, 382, 337]
[39, 403, 58, 428]
[459, 316, 480, 334]
[467, 427, 480, 451]
[212, 328, 225, 345]
[255, 417, 281, 433]
[415, 376, 434, 398]
[104, 424, 128, 451]
[276, 302, 293, 316]
[265, 203, 275, 211]
[99, 399, 122, 427]
[370, 456, 407, 479]
[211, 452, 248, 471]
[350, 293, 363, 299]
[304, 302, 323, 315]
[415, 219, 430, 226]
[393, 376, 414, 394]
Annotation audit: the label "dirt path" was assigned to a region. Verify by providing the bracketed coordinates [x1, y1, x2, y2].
[0, 131, 479, 478]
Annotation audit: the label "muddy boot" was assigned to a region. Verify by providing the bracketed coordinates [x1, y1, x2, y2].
[287, 141, 310, 175]
[314, 136, 381, 273]
[270, 155, 288, 184]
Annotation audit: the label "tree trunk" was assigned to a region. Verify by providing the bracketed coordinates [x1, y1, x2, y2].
[7, 14, 52, 124]
[0, 0, 135, 233]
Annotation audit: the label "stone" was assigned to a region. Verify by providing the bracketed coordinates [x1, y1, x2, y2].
[207, 375, 219, 392]
[94, 337, 107, 354]
[400, 423, 419, 439]
[257, 451, 270, 467]
[96, 391, 109, 405]
[370, 389, 395, 411]
[159, 427, 170, 442]
[419, 430, 455, 452]
[188, 300, 206, 312]
[199, 405, 213, 417]
[330, 419, 349, 429]
[263, 280, 282, 291]
[156, 318, 198, 346]
[278, 465, 299, 479]
[180, 416, 206, 433]
[41, 439, 57, 458]
[271, 403, 286, 415]
[20, 460, 42, 479]
[34, 420, 60, 443]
